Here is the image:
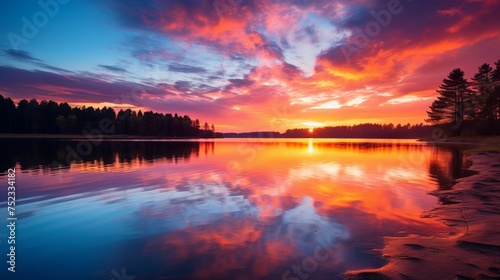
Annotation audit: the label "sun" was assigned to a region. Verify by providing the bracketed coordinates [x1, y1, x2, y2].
[309, 128, 314, 133]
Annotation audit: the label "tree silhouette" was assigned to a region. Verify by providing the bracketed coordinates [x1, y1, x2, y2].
[0, 94, 215, 138]
[426, 68, 470, 130]
[224, 123, 435, 138]
[470, 63, 495, 121]
[0, 95, 15, 133]
[492, 60, 500, 120]
[426, 59, 500, 136]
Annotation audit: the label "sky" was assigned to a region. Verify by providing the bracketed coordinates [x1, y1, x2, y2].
[0, 0, 499, 132]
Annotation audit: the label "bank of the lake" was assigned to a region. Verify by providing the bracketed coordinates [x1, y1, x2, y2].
[346, 150, 500, 279]
[420, 136, 500, 152]
[0, 133, 220, 140]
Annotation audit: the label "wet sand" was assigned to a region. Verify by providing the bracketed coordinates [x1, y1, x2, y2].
[346, 152, 500, 280]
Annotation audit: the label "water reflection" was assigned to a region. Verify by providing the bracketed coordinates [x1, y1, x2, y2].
[0, 139, 467, 280]
[428, 145, 469, 190]
[427, 144, 475, 205]
[0, 139, 205, 172]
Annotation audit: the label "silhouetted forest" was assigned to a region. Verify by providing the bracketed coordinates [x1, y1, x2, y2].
[284, 123, 434, 138]
[223, 131, 282, 138]
[426, 59, 500, 136]
[224, 123, 435, 138]
[0, 95, 217, 138]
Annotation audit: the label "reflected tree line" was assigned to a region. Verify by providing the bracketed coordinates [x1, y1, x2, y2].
[284, 141, 426, 152]
[0, 95, 219, 138]
[427, 145, 474, 205]
[0, 139, 214, 172]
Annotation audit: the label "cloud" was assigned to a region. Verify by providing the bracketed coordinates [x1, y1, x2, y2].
[0, 66, 165, 105]
[35, 63, 74, 74]
[311, 100, 342, 110]
[101, 0, 290, 60]
[168, 63, 207, 74]
[227, 78, 254, 88]
[3, 49, 42, 62]
[173, 80, 193, 92]
[98, 65, 128, 73]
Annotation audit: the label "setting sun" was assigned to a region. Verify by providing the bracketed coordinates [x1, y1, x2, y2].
[309, 128, 314, 133]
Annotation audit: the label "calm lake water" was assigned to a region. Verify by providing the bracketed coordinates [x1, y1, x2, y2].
[0, 138, 468, 280]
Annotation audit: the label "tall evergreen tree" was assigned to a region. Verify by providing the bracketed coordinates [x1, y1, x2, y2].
[492, 60, 500, 120]
[0, 95, 16, 133]
[470, 63, 494, 121]
[426, 68, 470, 130]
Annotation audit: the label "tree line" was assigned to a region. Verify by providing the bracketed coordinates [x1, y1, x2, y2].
[0, 95, 218, 138]
[426, 59, 500, 135]
[284, 123, 433, 138]
[224, 123, 435, 138]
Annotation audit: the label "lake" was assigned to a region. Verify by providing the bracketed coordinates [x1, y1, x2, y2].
[0, 138, 468, 280]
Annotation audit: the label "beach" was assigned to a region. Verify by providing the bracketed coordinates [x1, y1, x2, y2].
[346, 151, 500, 279]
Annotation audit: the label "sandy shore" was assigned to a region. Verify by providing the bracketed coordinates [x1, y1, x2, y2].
[346, 152, 500, 280]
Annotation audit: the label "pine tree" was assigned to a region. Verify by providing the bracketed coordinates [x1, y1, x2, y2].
[426, 98, 449, 124]
[470, 63, 494, 121]
[426, 68, 470, 131]
[492, 60, 500, 120]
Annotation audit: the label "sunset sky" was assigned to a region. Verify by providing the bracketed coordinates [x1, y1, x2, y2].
[1, 0, 499, 132]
